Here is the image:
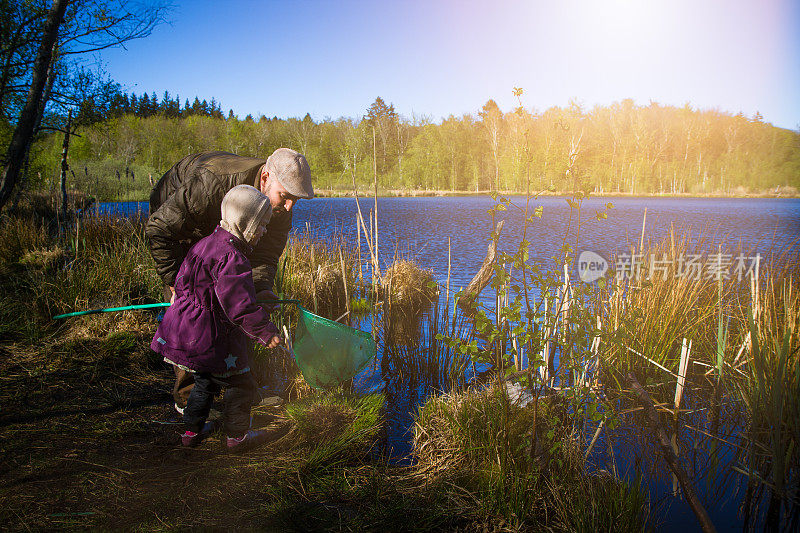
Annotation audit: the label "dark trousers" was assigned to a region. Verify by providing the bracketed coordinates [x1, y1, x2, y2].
[183, 371, 257, 438]
[172, 359, 264, 409]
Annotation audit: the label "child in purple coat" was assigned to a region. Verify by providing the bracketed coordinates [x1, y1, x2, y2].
[151, 185, 283, 450]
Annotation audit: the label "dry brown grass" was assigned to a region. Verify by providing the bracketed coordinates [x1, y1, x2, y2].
[381, 259, 437, 317]
[0, 216, 50, 267]
[281, 233, 359, 319]
[413, 382, 554, 476]
[18, 246, 67, 271]
[63, 310, 157, 342]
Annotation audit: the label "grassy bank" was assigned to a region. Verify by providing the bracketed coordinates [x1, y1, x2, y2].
[4, 188, 796, 529]
[0, 203, 650, 531]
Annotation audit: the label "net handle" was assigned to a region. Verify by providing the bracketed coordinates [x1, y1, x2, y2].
[53, 298, 302, 320]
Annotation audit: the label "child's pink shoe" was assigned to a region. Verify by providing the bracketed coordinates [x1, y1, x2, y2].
[181, 421, 218, 447]
[181, 430, 201, 447]
[226, 429, 267, 452]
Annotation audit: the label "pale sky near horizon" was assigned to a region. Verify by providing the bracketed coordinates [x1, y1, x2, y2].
[96, 0, 800, 130]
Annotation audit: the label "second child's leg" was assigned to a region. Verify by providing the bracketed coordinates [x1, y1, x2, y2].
[173, 366, 195, 412]
[218, 372, 258, 438]
[183, 373, 220, 434]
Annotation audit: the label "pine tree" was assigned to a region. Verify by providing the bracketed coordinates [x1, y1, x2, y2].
[162, 90, 172, 116]
[150, 92, 159, 116]
[366, 96, 399, 174]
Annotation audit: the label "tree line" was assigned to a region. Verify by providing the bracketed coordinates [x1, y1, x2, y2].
[76, 90, 227, 124]
[28, 94, 800, 201]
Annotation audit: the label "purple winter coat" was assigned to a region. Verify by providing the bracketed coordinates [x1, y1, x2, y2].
[151, 226, 279, 375]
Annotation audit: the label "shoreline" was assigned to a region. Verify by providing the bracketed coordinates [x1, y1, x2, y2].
[316, 189, 800, 199]
[98, 189, 800, 203]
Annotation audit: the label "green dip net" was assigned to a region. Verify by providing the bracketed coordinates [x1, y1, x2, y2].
[292, 305, 376, 390]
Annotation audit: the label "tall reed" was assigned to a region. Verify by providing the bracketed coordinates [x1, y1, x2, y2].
[736, 267, 799, 530]
[279, 230, 360, 320]
[381, 283, 472, 387]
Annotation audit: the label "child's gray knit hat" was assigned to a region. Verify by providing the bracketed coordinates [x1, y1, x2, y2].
[220, 185, 272, 244]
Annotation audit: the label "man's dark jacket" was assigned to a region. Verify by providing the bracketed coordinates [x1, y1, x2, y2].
[145, 151, 291, 292]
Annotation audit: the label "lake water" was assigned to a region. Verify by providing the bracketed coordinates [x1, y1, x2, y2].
[101, 196, 800, 531]
[102, 196, 800, 290]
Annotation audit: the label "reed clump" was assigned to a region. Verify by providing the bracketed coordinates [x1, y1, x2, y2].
[381, 291, 472, 385]
[735, 267, 799, 529]
[281, 390, 383, 470]
[0, 215, 50, 267]
[413, 384, 548, 474]
[381, 259, 437, 317]
[599, 234, 759, 383]
[280, 233, 359, 319]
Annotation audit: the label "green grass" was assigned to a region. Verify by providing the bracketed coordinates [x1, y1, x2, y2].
[413, 384, 651, 531]
[283, 389, 383, 471]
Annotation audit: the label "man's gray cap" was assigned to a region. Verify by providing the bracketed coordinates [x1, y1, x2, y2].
[266, 148, 314, 199]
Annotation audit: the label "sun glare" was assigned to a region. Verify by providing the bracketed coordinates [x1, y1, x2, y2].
[580, 0, 669, 48]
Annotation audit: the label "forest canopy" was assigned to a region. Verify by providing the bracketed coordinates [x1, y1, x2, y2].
[25, 94, 800, 201]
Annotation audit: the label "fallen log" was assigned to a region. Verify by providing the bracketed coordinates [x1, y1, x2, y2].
[626, 372, 717, 533]
[458, 219, 505, 315]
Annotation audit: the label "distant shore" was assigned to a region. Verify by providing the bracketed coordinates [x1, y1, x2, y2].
[79, 188, 800, 204]
[312, 188, 800, 199]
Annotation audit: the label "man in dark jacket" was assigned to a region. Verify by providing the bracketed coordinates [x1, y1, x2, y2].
[146, 148, 313, 411]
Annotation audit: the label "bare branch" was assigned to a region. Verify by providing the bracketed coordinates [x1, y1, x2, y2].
[36, 125, 82, 136]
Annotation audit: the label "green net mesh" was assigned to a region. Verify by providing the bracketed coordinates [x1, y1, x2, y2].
[292, 305, 376, 390]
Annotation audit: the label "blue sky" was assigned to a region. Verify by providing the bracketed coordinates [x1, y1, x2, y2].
[96, 0, 800, 129]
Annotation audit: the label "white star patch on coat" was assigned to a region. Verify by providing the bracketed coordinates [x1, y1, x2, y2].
[224, 354, 238, 369]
